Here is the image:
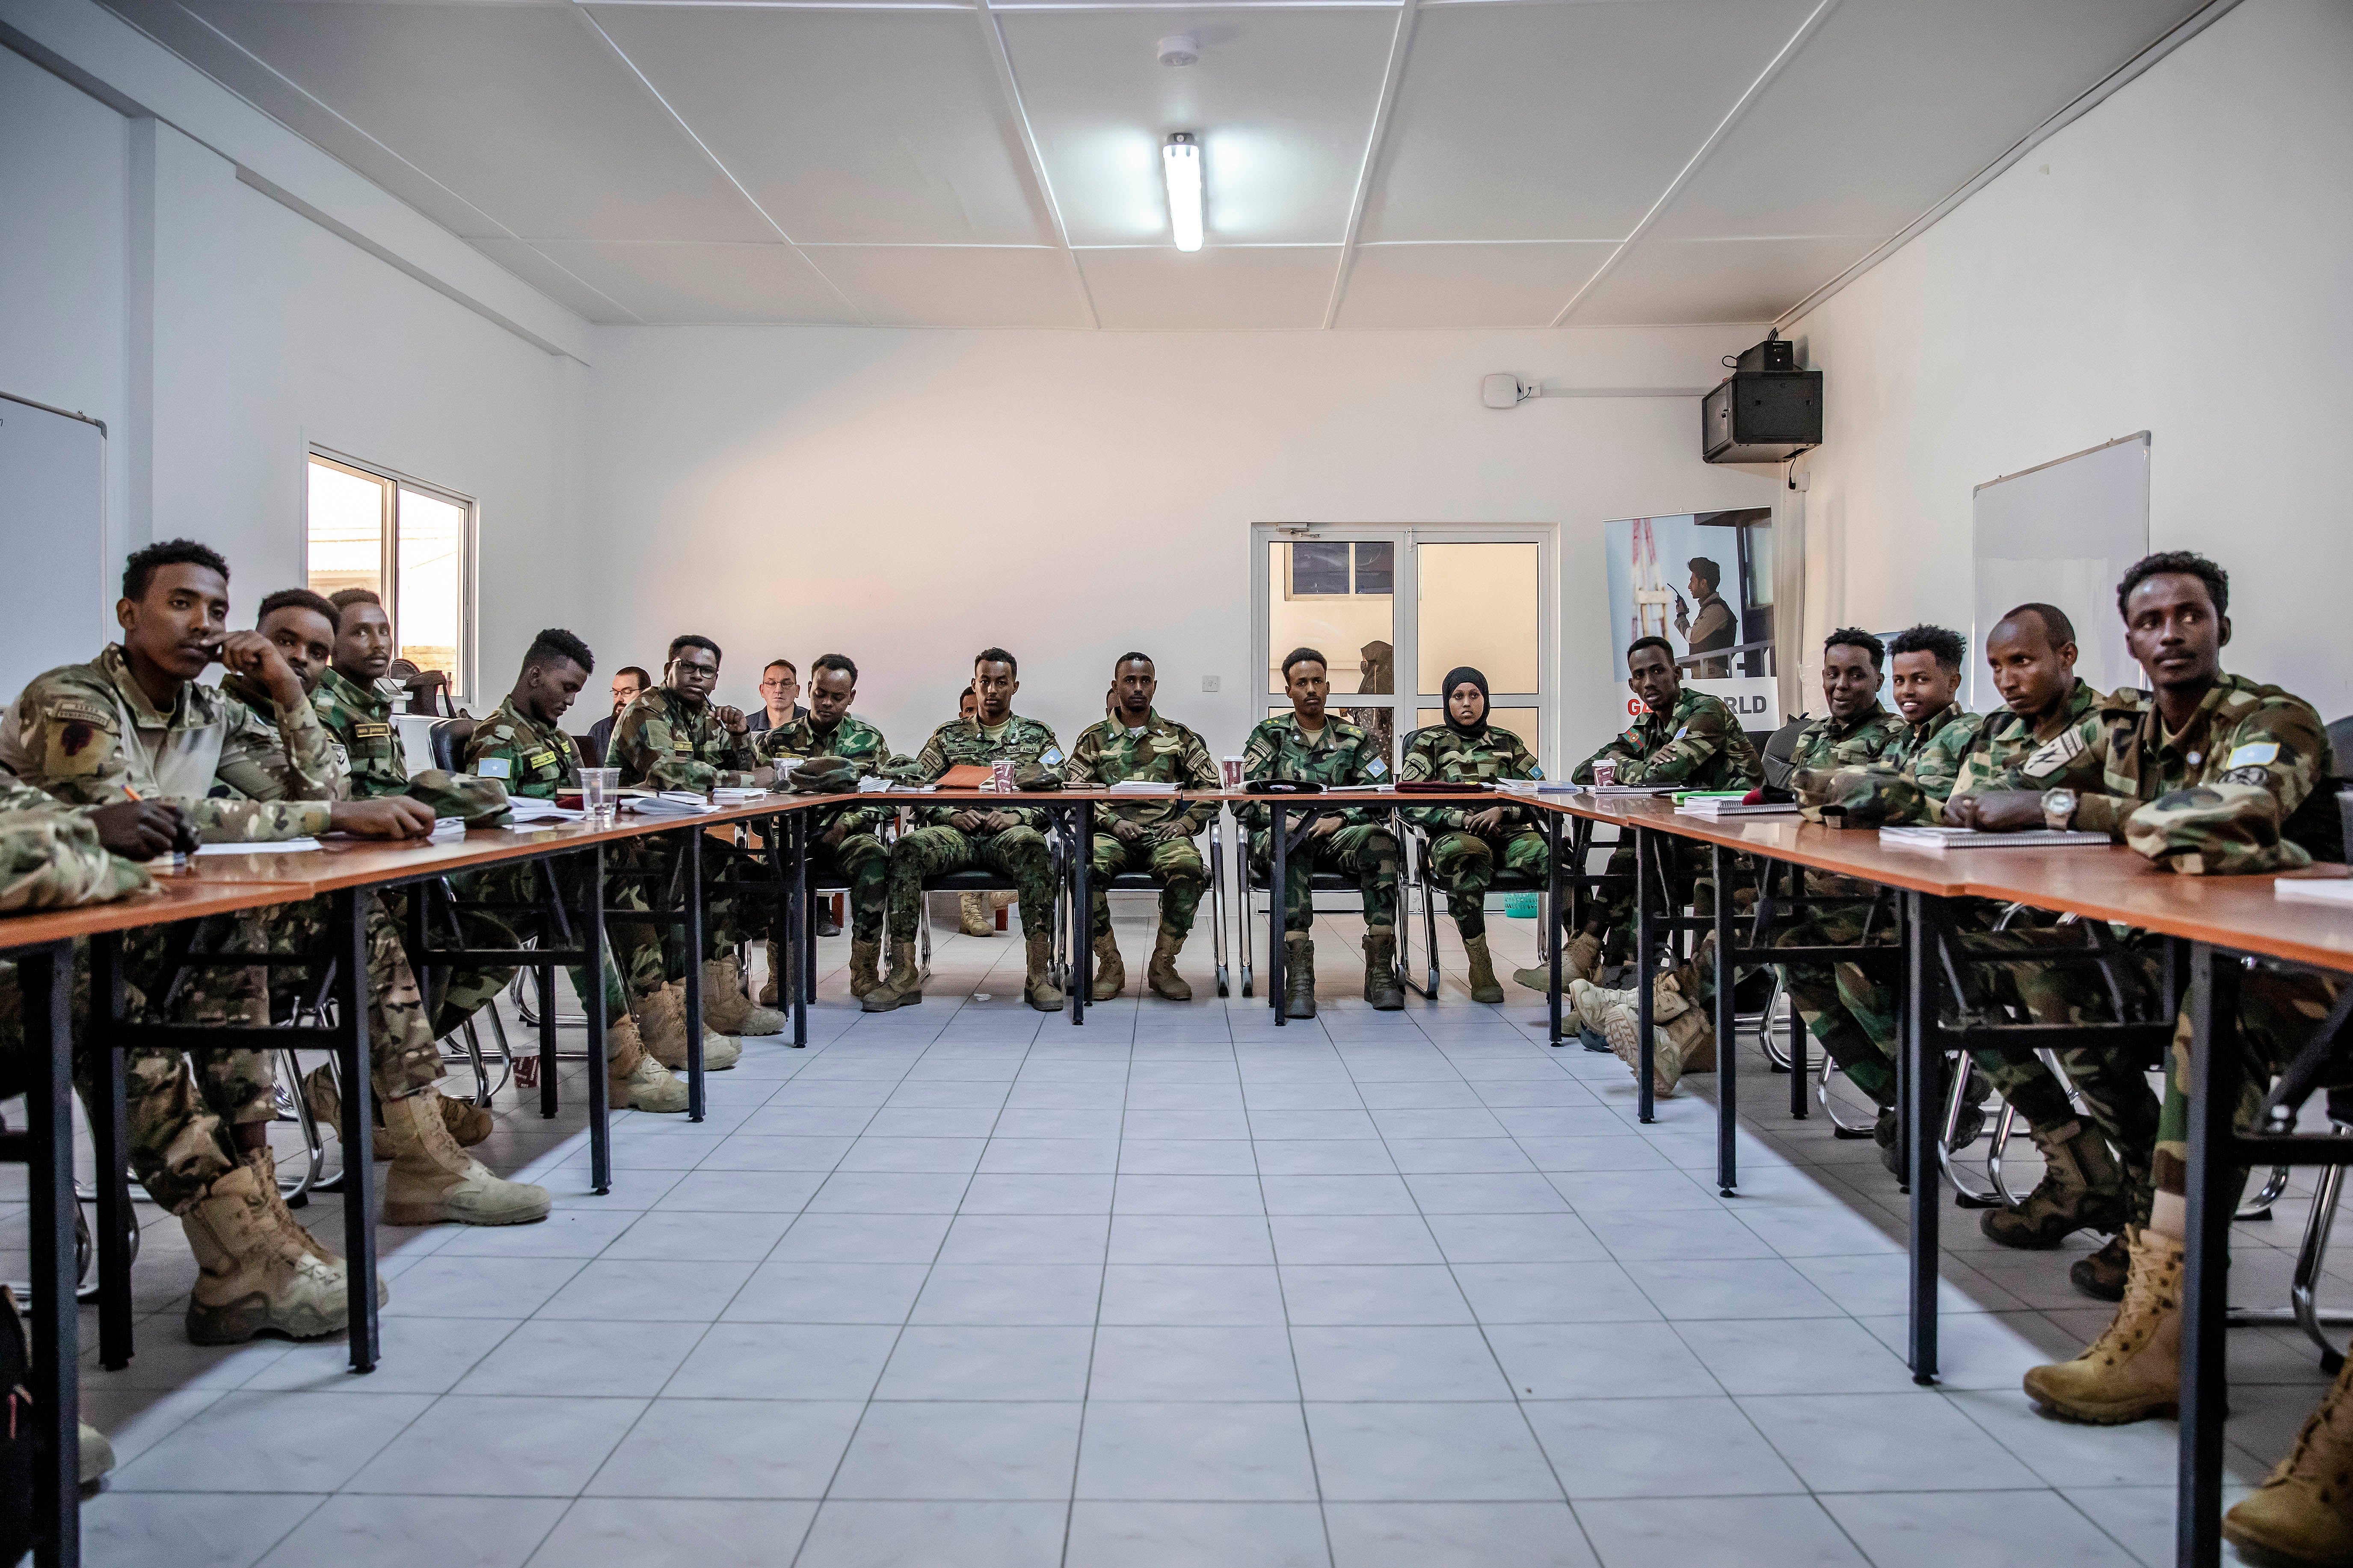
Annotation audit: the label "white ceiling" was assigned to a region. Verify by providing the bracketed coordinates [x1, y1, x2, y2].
[98, 0, 2208, 330]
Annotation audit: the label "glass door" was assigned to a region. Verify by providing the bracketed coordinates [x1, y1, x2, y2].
[1254, 525, 1553, 775]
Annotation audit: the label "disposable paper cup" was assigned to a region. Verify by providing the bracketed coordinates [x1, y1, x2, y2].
[992, 758, 1016, 793]
[1592, 758, 1618, 788]
[1221, 756, 1245, 789]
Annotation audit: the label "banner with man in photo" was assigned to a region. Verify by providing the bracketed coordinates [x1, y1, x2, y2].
[1601, 512, 1780, 733]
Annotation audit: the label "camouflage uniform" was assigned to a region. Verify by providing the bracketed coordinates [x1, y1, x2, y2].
[1240, 713, 1398, 935]
[310, 667, 409, 799]
[1985, 672, 2344, 1212]
[886, 715, 1064, 943]
[464, 698, 637, 1052]
[1397, 724, 1547, 941]
[1066, 710, 1221, 941]
[0, 646, 444, 1212]
[1773, 703, 1911, 1104]
[1569, 686, 1763, 953]
[754, 713, 893, 942]
[606, 688, 766, 984]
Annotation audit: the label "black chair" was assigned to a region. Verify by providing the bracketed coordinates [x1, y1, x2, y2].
[1233, 808, 1408, 1003]
[1093, 815, 1233, 998]
[426, 716, 476, 774]
[1395, 820, 1549, 1000]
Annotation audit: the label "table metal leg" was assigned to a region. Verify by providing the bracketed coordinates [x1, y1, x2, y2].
[1269, 804, 1288, 1027]
[90, 933, 133, 1372]
[332, 888, 380, 1375]
[24, 944, 78, 1568]
[1635, 826, 1654, 1124]
[684, 826, 706, 1123]
[1072, 802, 1093, 1025]
[1903, 890, 1937, 1385]
[1713, 843, 1736, 1197]
[1545, 812, 1563, 1047]
[535, 864, 560, 1120]
[791, 814, 809, 1049]
[2179, 941, 2235, 1568]
[583, 844, 611, 1195]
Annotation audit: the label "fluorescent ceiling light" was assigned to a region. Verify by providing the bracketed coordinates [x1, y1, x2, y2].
[1163, 133, 1202, 253]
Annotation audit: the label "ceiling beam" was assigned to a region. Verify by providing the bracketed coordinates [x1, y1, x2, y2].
[572, 5, 870, 324]
[1546, 0, 1841, 328]
[1319, 0, 1420, 330]
[972, 0, 1099, 328]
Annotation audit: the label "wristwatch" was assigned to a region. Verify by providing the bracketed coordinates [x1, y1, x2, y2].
[2042, 787, 2079, 831]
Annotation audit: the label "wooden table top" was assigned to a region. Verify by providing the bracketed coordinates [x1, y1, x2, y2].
[0, 875, 323, 953]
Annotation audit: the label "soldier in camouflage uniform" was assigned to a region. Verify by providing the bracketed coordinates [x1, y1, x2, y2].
[1562, 636, 1763, 991]
[868, 648, 1067, 1014]
[1243, 648, 1404, 1019]
[2, 544, 548, 1337]
[2016, 559, 2353, 1556]
[753, 653, 893, 1000]
[1398, 666, 1547, 1005]
[466, 630, 690, 1111]
[606, 633, 780, 1043]
[1065, 653, 1221, 1002]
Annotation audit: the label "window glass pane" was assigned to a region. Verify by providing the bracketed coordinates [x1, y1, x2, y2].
[1268, 540, 1391, 695]
[1415, 707, 1540, 762]
[1353, 541, 1393, 596]
[306, 460, 383, 601]
[1416, 541, 1539, 695]
[395, 487, 464, 680]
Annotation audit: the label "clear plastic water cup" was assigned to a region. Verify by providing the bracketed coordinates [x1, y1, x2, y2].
[583, 768, 620, 826]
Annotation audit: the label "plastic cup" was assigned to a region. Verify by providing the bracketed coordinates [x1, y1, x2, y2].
[1592, 758, 1618, 788]
[1221, 756, 1245, 790]
[583, 767, 620, 825]
[991, 758, 1016, 793]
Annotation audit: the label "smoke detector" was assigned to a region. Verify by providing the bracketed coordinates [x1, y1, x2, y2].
[1157, 33, 1199, 66]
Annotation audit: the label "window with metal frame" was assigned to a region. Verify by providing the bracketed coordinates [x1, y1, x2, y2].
[304, 452, 474, 704]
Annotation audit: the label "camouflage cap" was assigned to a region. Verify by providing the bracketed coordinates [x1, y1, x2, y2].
[2123, 781, 2313, 876]
[405, 769, 513, 827]
[1014, 761, 1064, 791]
[786, 755, 860, 794]
[876, 754, 926, 786]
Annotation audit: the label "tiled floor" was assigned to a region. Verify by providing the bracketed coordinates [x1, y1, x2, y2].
[15, 902, 2348, 1566]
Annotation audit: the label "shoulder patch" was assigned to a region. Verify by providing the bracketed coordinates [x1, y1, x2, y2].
[1366, 757, 1388, 778]
[41, 698, 114, 728]
[2021, 727, 2087, 780]
[477, 757, 512, 780]
[1039, 746, 1064, 768]
[2226, 740, 2280, 769]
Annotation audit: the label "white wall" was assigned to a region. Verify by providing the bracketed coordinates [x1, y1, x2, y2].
[581, 326, 1776, 769]
[1787, 0, 2353, 721]
[0, 40, 584, 704]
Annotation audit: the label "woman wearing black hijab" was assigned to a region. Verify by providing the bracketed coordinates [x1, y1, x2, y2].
[1398, 666, 1549, 1003]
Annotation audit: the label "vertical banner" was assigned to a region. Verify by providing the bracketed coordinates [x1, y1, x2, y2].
[1602, 514, 1780, 731]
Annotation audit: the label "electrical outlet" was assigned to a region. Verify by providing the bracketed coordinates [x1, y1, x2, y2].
[1201, 675, 1221, 692]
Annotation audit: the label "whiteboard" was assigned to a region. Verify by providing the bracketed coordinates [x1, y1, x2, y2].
[1970, 432, 2149, 711]
[0, 393, 108, 712]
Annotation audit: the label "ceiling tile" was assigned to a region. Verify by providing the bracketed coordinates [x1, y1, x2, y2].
[1001, 8, 1399, 247]
[1649, 0, 2209, 239]
[583, 6, 1055, 246]
[527, 242, 863, 325]
[1077, 246, 1337, 330]
[806, 246, 1092, 328]
[466, 237, 643, 325]
[1333, 242, 1615, 328]
[179, 0, 774, 243]
[1359, 0, 1818, 244]
[1565, 235, 1878, 325]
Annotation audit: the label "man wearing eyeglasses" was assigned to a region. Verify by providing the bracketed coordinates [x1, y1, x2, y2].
[747, 659, 807, 736]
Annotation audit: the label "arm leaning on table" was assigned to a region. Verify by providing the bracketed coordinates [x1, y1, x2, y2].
[0, 772, 153, 912]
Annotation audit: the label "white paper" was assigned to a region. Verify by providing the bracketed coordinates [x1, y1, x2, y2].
[1879, 826, 2110, 852]
[1106, 781, 1177, 795]
[504, 799, 582, 823]
[194, 837, 323, 855]
[2276, 879, 2353, 907]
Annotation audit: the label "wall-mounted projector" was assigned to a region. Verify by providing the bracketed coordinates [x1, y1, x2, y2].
[1702, 331, 1821, 464]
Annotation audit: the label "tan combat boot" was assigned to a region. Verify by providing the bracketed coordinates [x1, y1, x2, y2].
[862, 935, 925, 1013]
[1981, 1121, 2131, 1249]
[1599, 996, 1682, 1098]
[1147, 929, 1192, 1001]
[181, 1159, 350, 1343]
[380, 1088, 551, 1227]
[1092, 932, 1126, 1001]
[702, 954, 787, 1037]
[1561, 930, 1603, 985]
[2226, 1353, 2353, 1564]
[2022, 1226, 2182, 1423]
[244, 1149, 389, 1306]
[959, 892, 996, 936]
[635, 983, 742, 1070]
[1283, 932, 1316, 1020]
[848, 936, 883, 1000]
[1463, 934, 1505, 1004]
[608, 1014, 689, 1113]
[1652, 973, 1716, 1074]
[1363, 930, 1405, 1011]
[305, 1066, 489, 1159]
[1569, 979, 1635, 1036]
[757, 940, 784, 1007]
[79, 1423, 114, 1485]
[1025, 933, 1065, 1012]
